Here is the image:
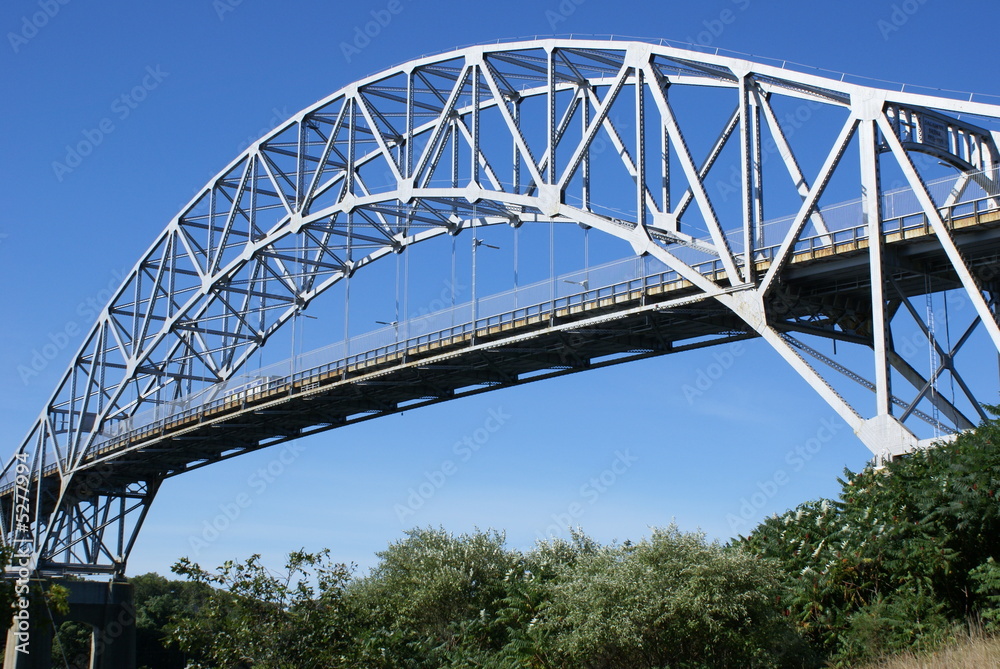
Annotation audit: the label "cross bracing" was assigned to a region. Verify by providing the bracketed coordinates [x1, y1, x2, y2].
[3, 38, 1000, 576]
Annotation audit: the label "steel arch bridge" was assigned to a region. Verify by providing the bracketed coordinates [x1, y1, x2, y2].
[4, 38, 1000, 577]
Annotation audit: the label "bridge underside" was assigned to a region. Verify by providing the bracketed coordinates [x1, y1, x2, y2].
[83, 235, 1000, 489]
[78, 210, 1000, 481]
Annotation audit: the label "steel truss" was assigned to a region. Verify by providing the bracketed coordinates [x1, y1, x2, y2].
[4, 39, 1000, 575]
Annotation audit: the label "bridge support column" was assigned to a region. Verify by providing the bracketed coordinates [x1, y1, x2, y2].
[2, 579, 135, 669]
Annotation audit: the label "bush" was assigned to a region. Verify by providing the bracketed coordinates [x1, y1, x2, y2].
[743, 407, 1000, 664]
[527, 526, 812, 668]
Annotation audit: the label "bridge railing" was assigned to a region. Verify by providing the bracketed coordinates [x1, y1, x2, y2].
[88, 255, 702, 451]
[11, 177, 999, 482]
[87, 189, 999, 456]
[752, 189, 999, 263]
[745, 173, 997, 256]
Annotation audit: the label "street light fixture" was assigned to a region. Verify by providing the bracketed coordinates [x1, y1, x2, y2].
[471, 238, 500, 336]
[290, 311, 317, 375]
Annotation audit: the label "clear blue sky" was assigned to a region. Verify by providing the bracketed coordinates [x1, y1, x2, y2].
[2, 0, 998, 577]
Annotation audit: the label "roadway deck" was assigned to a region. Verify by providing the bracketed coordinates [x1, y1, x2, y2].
[5, 198, 1000, 515]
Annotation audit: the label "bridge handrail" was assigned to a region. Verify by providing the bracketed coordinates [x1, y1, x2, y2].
[85, 191, 999, 454]
[4, 189, 998, 492]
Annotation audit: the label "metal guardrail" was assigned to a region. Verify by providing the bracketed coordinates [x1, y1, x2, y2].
[6, 192, 999, 491]
[86, 265, 693, 457]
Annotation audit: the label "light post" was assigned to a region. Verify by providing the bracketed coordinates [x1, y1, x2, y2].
[472, 237, 500, 337]
[290, 308, 317, 376]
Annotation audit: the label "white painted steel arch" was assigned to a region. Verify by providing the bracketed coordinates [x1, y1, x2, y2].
[5, 38, 1000, 575]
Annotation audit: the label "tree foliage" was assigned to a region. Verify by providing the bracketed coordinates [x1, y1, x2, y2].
[169, 550, 355, 668]
[131, 572, 215, 668]
[518, 527, 812, 668]
[165, 527, 800, 668]
[347, 527, 520, 666]
[743, 406, 1000, 664]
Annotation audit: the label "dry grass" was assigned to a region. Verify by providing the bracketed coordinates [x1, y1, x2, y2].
[859, 632, 1000, 668]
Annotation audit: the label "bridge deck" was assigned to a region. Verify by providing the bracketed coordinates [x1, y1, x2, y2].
[5, 197, 1000, 509]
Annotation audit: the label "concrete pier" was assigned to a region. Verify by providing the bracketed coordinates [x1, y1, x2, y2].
[3, 579, 134, 669]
